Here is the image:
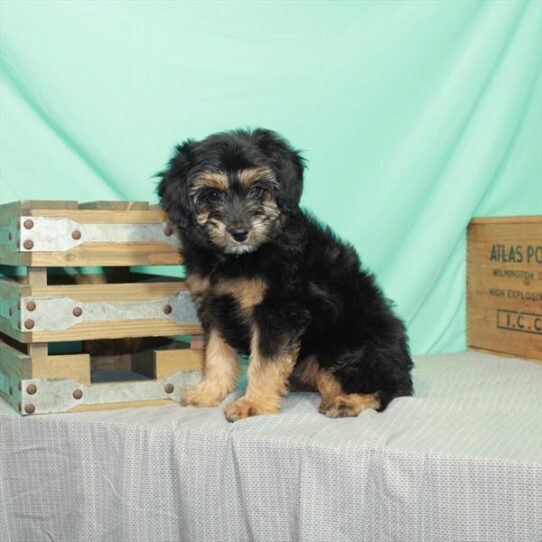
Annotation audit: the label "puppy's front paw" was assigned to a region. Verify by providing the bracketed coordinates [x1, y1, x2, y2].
[224, 396, 278, 422]
[319, 393, 380, 418]
[180, 383, 224, 408]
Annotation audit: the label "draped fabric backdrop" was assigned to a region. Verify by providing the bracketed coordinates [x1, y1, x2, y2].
[1, 1, 541, 355]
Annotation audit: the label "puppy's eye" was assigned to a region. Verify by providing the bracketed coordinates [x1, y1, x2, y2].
[202, 190, 221, 202]
[248, 185, 264, 198]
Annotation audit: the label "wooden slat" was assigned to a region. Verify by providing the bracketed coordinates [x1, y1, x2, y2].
[27, 320, 202, 343]
[26, 242, 183, 267]
[0, 246, 31, 267]
[27, 209, 168, 224]
[0, 337, 32, 379]
[0, 276, 28, 299]
[28, 280, 188, 302]
[20, 200, 78, 210]
[0, 202, 22, 228]
[27, 267, 47, 287]
[0, 200, 77, 224]
[155, 349, 204, 380]
[0, 336, 31, 410]
[28, 343, 48, 359]
[1, 243, 182, 267]
[0, 278, 27, 342]
[31, 353, 91, 385]
[0, 318, 23, 343]
[79, 201, 150, 210]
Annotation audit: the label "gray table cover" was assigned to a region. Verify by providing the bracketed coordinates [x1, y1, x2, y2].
[1, 351, 541, 542]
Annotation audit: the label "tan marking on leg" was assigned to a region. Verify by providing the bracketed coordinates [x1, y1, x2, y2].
[289, 356, 319, 391]
[238, 166, 274, 190]
[225, 328, 298, 422]
[213, 278, 267, 311]
[316, 370, 380, 418]
[181, 328, 239, 407]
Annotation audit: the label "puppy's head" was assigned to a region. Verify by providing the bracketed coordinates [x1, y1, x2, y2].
[157, 128, 305, 255]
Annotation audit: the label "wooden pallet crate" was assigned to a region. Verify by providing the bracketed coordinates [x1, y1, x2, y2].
[0, 200, 204, 415]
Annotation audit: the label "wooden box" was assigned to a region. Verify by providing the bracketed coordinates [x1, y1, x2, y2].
[0, 200, 204, 415]
[467, 216, 542, 361]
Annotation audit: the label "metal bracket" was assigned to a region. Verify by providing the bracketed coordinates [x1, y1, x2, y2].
[19, 368, 202, 415]
[2, 291, 199, 332]
[0, 216, 182, 252]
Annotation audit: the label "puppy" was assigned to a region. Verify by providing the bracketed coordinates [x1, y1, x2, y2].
[157, 128, 413, 422]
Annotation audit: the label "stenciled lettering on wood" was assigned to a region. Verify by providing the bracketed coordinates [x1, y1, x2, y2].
[467, 218, 542, 361]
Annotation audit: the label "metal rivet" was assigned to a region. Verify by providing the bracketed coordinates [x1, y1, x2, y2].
[25, 404, 35, 414]
[16, 239, 20, 249]
[24, 319, 35, 330]
[18, 402, 21, 411]
[72, 307, 83, 317]
[18, 381, 21, 391]
[23, 219, 34, 230]
[164, 226, 174, 237]
[23, 239, 34, 250]
[17, 301, 21, 311]
[72, 230, 82, 240]
[26, 384, 37, 395]
[163, 304, 173, 315]
[164, 383, 174, 393]
[73, 389, 83, 400]
[16, 219, 21, 230]
[9, 386, 13, 396]
[9, 307, 13, 317]
[26, 301, 36, 312]
[8, 231, 12, 241]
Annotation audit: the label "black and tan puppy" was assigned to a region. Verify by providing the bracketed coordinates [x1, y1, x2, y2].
[157, 128, 413, 422]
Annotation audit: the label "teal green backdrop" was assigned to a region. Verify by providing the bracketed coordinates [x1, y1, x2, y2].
[1, 1, 541, 355]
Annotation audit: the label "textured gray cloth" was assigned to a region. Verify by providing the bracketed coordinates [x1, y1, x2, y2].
[1, 351, 541, 542]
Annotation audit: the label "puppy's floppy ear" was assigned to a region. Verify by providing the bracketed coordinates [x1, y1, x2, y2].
[252, 129, 305, 212]
[156, 140, 196, 228]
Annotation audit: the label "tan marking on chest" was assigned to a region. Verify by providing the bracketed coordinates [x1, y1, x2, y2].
[185, 273, 210, 297]
[213, 278, 267, 310]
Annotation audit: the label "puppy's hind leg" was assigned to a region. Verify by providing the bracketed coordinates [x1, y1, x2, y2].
[316, 371, 380, 418]
[181, 328, 240, 408]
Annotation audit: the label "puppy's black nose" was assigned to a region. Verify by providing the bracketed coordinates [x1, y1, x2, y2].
[228, 226, 249, 242]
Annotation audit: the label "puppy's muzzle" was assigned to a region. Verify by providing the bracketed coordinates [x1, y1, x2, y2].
[227, 225, 249, 242]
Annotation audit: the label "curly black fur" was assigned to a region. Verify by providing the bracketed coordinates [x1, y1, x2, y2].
[157, 128, 413, 414]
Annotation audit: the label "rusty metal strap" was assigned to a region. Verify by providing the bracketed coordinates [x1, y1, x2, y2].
[1, 291, 199, 331]
[18, 369, 202, 415]
[0, 216, 182, 251]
